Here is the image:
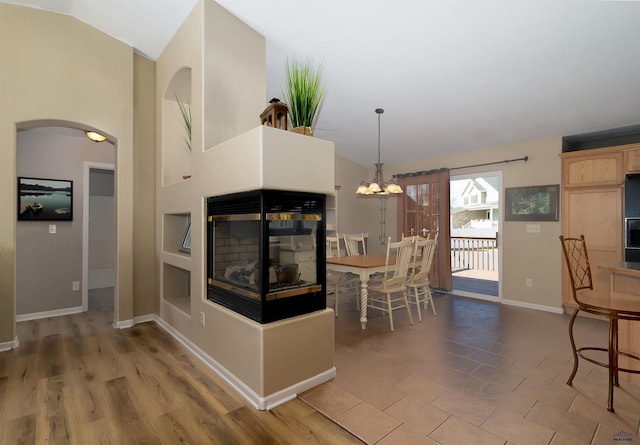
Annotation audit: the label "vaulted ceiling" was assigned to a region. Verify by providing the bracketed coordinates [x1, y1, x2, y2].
[4, 0, 640, 166]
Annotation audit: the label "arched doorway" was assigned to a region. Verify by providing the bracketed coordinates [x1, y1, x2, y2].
[15, 122, 116, 322]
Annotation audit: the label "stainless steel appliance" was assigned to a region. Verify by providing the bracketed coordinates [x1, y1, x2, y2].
[624, 174, 640, 261]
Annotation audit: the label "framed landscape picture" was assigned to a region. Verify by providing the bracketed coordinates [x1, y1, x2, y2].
[505, 184, 559, 221]
[18, 177, 73, 221]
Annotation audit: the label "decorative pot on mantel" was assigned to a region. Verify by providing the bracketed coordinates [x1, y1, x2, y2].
[291, 126, 313, 137]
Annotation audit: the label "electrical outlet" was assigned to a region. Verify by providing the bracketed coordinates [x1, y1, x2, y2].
[49, 224, 56, 234]
[72, 281, 80, 291]
[200, 311, 206, 327]
[525, 278, 533, 288]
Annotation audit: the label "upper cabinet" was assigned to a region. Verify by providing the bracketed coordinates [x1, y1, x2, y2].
[625, 145, 640, 173]
[561, 147, 623, 188]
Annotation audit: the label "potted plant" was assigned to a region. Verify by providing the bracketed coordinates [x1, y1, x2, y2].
[281, 58, 325, 136]
[174, 92, 192, 151]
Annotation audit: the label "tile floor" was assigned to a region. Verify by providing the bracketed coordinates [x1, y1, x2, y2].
[300, 292, 640, 444]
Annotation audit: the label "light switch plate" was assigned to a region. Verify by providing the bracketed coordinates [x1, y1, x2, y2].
[526, 224, 540, 233]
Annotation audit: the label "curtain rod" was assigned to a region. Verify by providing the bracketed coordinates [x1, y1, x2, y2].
[395, 155, 528, 178]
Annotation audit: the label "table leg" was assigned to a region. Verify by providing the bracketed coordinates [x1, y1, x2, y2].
[359, 271, 369, 329]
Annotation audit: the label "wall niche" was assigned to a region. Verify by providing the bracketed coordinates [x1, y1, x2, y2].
[162, 67, 192, 186]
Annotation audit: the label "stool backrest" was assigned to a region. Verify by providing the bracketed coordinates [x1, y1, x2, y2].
[559, 235, 593, 305]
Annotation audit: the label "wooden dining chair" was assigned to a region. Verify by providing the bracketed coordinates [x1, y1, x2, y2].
[402, 233, 427, 241]
[326, 233, 359, 317]
[367, 237, 414, 331]
[406, 237, 438, 321]
[559, 234, 640, 412]
[344, 233, 366, 256]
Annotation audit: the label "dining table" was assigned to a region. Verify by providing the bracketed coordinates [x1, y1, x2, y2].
[326, 253, 394, 329]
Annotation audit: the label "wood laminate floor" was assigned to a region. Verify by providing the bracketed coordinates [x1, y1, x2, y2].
[0, 294, 363, 445]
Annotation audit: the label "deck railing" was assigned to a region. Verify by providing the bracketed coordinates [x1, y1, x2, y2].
[451, 235, 499, 272]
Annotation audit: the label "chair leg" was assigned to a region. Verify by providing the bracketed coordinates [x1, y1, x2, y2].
[607, 316, 616, 413]
[334, 286, 339, 317]
[386, 293, 394, 331]
[426, 286, 437, 316]
[403, 290, 414, 326]
[613, 317, 619, 387]
[413, 287, 423, 322]
[567, 307, 580, 386]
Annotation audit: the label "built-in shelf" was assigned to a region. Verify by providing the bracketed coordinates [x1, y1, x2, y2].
[162, 262, 191, 315]
[162, 67, 192, 186]
[326, 185, 339, 234]
[163, 213, 191, 256]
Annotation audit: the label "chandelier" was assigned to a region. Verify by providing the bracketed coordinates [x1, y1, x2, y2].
[355, 108, 403, 196]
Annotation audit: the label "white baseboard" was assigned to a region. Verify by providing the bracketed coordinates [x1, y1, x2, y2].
[16, 305, 83, 322]
[134, 314, 156, 324]
[501, 298, 564, 314]
[153, 315, 336, 410]
[113, 318, 134, 329]
[0, 336, 19, 352]
[446, 291, 564, 314]
[448, 290, 500, 303]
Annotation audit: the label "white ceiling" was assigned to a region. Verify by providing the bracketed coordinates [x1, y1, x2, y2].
[5, 0, 640, 167]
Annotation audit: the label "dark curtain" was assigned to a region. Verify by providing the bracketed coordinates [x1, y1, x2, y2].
[397, 169, 452, 291]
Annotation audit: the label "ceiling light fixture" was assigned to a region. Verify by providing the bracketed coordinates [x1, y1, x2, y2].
[86, 131, 106, 142]
[355, 108, 402, 197]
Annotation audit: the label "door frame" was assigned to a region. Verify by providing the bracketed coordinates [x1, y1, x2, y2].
[82, 162, 115, 312]
[449, 170, 503, 302]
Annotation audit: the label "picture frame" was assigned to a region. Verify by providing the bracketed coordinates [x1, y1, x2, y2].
[505, 184, 559, 222]
[179, 220, 191, 254]
[18, 176, 73, 221]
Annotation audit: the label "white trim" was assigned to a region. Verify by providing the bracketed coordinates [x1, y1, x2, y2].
[83, 162, 115, 315]
[113, 319, 134, 329]
[447, 290, 500, 303]
[450, 171, 503, 301]
[154, 315, 336, 410]
[501, 298, 564, 314]
[0, 337, 19, 352]
[16, 305, 83, 322]
[133, 314, 156, 324]
[447, 292, 564, 314]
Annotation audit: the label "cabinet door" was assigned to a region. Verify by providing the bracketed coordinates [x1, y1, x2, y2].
[562, 187, 622, 306]
[625, 146, 640, 173]
[563, 151, 623, 188]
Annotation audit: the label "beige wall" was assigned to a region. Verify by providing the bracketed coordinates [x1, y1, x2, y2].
[0, 4, 156, 344]
[133, 55, 158, 316]
[334, 153, 388, 253]
[341, 137, 563, 310]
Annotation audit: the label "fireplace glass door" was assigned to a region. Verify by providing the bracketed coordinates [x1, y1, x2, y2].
[207, 190, 326, 323]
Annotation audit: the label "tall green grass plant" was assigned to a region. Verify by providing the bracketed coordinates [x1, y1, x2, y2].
[281, 59, 325, 129]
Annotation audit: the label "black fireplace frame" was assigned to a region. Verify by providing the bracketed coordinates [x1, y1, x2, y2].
[206, 189, 326, 323]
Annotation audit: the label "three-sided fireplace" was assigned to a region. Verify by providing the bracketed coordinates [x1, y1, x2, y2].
[206, 189, 326, 323]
